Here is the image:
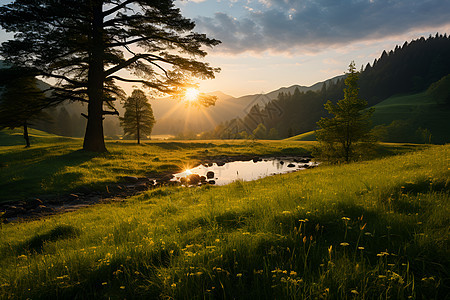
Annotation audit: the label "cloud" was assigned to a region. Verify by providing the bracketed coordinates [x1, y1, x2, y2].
[194, 0, 450, 54]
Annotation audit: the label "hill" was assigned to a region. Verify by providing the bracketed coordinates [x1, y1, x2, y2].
[371, 91, 450, 144]
[0, 127, 71, 147]
[0, 143, 448, 298]
[284, 131, 316, 141]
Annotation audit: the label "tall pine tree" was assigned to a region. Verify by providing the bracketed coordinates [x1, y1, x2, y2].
[120, 89, 155, 144]
[0, 0, 220, 152]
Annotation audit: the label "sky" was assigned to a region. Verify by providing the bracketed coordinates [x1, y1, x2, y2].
[0, 0, 449, 97]
[176, 0, 450, 96]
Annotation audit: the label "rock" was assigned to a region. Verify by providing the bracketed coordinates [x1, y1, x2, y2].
[68, 194, 79, 201]
[200, 176, 207, 182]
[123, 176, 139, 183]
[299, 158, 311, 163]
[287, 163, 296, 168]
[134, 182, 148, 188]
[3, 206, 26, 218]
[187, 174, 201, 185]
[217, 162, 225, 166]
[252, 157, 262, 163]
[208, 180, 216, 185]
[138, 177, 151, 182]
[279, 161, 284, 165]
[206, 171, 215, 179]
[161, 174, 174, 182]
[25, 198, 43, 209]
[88, 197, 100, 203]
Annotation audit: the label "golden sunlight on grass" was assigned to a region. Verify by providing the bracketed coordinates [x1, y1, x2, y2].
[184, 87, 200, 102]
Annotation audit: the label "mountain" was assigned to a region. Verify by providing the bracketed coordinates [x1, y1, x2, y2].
[150, 75, 345, 135]
[264, 75, 345, 100]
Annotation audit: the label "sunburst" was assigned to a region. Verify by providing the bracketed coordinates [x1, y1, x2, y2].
[184, 88, 200, 102]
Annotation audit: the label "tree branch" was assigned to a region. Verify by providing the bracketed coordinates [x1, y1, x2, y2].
[106, 75, 171, 92]
[102, 110, 119, 116]
[103, 0, 134, 17]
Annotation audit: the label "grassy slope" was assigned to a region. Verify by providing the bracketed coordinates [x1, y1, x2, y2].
[371, 92, 450, 143]
[0, 144, 448, 299]
[286, 91, 450, 143]
[0, 128, 70, 147]
[284, 131, 316, 141]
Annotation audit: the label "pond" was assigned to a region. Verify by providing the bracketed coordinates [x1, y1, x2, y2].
[171, 157, 318, 186]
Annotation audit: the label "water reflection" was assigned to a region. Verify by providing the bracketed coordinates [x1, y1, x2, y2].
[172, 158, 318, 186]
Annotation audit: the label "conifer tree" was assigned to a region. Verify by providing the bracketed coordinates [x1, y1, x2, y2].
[0, 0, 220, 152]
[120, 89, 155, 144]
[315, 62, 375, 163]
[0, 67, 56, 147]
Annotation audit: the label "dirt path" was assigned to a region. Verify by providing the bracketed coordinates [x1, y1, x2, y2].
[0, 155, 314, 223]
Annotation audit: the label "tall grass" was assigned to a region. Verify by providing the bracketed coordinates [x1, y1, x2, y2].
[0, 144, 448, 298]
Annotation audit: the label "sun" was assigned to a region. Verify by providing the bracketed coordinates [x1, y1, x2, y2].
[184, 88, 200, 102]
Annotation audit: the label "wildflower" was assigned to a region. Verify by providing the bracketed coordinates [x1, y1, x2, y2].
[302, 236, 307, 244]
[242, 232, 250, 235]
[18, 255, 27, 260]
[215, 239, 220, 242]
[351, 290, 359, 295]
[358, 247, 364, 250]
[102, 282, 108, 285]
[299, 219, 309, 222]
[341, 217, 350, 221]
[236, 273, 242, 278]
[120, 286, 126, 290]
[340, 242, 349, 247]
[171, 283, 176, 288]
[290, 271, 297, 277]
[282, 211, 291, 214]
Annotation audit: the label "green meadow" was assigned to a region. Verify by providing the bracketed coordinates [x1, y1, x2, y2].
[0, 130, 449, 299]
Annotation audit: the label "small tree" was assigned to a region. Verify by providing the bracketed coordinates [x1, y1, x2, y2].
[120, 90, 155, 144]
[253, 123, 267, 139]
[315, 62, 375, 163]
[0, 67, 57, 147]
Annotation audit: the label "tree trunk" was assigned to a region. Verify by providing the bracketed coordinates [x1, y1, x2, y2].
[136, 102, 140, 144]
[83, 1, 107, 152]
[23, 121, 30, 148]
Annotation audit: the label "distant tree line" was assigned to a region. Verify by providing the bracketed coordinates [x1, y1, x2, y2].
[360, 33, 450, 105]
[199, 33, 450, 140]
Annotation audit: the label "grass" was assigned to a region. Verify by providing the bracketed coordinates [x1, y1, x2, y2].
[0, 133, 448, 298]
[285, 91, 450, 144]
[284, 131, 316, 141]
[0, 128, 316, 202]
[371, 92, 450, 144]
